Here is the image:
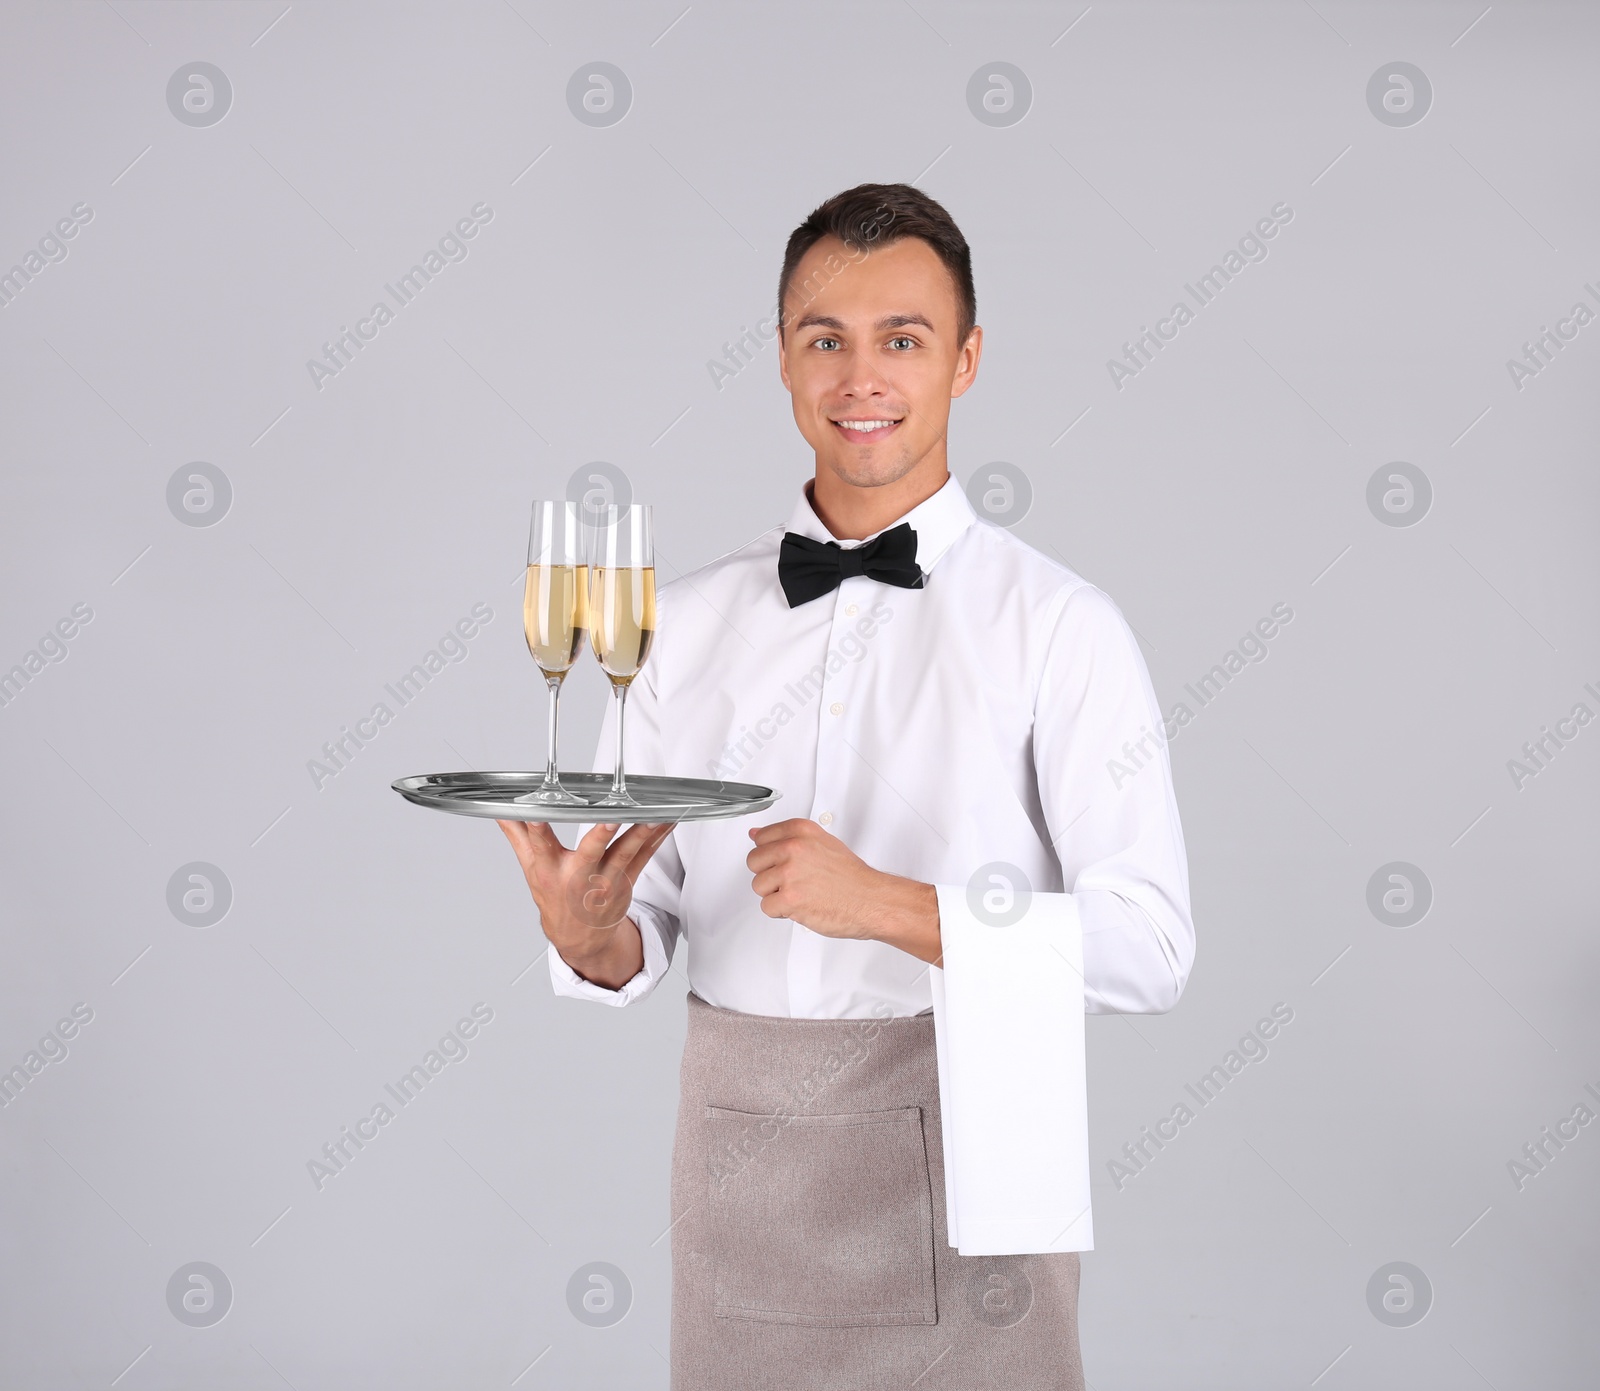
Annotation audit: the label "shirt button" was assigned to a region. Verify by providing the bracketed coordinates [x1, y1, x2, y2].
[818, 811, 834, 827]
[845, 603, 859, 617]
[829, 701, 844, 716]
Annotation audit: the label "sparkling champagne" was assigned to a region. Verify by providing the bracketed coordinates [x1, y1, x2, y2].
[590, 566, 656, 684]
[523, 563, 589, 676]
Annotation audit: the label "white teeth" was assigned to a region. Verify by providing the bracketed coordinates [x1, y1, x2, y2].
[838, 419, 896, 431]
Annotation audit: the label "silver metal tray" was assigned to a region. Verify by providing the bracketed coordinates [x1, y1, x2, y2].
[391, 771, 780, 824]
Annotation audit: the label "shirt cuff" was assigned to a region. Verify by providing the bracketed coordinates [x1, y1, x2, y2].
[1079, 888, 1186, 1014]
[546, 900, 678, 1006]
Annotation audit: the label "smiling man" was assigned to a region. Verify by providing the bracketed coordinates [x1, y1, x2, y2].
[499, 183, 1194, 1390]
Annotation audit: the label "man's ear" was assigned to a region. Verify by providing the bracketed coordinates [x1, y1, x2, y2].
[951, 324, 984, 399]
[777, 323, 791, 393]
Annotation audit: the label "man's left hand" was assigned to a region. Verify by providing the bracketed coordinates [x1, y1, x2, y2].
[746, 818, 941, 964]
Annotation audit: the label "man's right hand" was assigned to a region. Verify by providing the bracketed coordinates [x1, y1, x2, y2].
[496, 819, 677, 991]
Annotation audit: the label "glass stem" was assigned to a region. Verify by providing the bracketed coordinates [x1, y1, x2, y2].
[610, 681, 630, 797]
[541, 674, 563, 789]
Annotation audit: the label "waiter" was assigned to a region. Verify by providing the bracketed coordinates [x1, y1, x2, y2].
[499, 183, 1194, 1390]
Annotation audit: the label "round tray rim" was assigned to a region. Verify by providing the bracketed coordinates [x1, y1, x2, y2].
[391, 770, 780, 824]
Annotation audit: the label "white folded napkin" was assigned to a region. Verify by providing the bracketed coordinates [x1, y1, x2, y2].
[930, 884, 1094, 1255]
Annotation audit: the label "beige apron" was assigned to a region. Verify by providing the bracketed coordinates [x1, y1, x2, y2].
[670, 991, 1085, 1390]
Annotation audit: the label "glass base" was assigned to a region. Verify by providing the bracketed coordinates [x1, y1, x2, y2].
[513, 780, 588, 806]
[590, 785, 642, 809]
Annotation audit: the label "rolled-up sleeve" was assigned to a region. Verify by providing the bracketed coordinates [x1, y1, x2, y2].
[1033, 583, 1195, 1015]
[547, 649, 685, 1006]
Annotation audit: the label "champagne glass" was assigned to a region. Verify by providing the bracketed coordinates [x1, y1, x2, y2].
[588, 504, 656, 808]
[518, 500, 589, 805]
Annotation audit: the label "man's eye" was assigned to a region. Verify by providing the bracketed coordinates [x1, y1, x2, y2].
[810, 336, 841, 351]
[887, 336, 916, 350]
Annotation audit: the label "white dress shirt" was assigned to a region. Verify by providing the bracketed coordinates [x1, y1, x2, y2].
[550, 473, 1194, 1021]
[547, 473, 1195, 1253]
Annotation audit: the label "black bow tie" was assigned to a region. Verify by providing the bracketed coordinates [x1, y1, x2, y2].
[778, 522, 925, 608]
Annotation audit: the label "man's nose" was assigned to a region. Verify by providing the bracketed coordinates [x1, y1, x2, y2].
[837, 349, 893, 398]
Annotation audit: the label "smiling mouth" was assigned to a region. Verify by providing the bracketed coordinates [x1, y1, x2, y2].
[831, 417, 904, 441]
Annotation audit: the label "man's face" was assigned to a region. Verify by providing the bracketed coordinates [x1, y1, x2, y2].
[778, 235, 981, 490]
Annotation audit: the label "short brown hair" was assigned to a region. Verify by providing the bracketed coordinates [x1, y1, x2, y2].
[777, 182, 976, 342]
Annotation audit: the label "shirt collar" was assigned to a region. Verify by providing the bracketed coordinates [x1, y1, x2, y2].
[783, 473, 976, 578]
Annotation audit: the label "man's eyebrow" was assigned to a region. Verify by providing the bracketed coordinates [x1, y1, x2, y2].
[791, 313, 846, 332]
[790, 312, 937, 333]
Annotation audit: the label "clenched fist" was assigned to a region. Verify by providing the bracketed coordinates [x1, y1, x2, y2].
[746, 818, 942, 966]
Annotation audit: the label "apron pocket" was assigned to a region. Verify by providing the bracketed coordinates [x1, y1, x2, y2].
[704, 1104, 937, 1327]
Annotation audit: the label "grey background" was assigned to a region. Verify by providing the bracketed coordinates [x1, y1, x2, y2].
[1, 0, 1595, 1386]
